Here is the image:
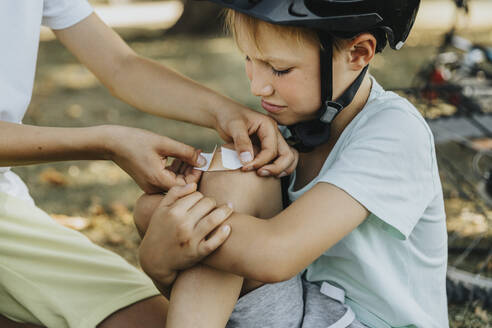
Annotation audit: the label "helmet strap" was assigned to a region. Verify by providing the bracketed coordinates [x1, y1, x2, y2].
[287, 33, 369, 152]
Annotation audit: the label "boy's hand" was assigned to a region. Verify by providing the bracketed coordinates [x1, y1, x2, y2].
[105, 125, 204, 193]
[138, 183, 233, 287]
[215, 109, 297, 177]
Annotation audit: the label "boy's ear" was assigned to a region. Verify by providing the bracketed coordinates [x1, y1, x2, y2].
[347, 33, 376, 71]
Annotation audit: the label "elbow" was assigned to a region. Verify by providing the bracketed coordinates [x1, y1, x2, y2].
[107, 52, 140, 100]
[252, 262, 298, 284]
[256, 270, 297, 284]
[245, 246, 299, 284]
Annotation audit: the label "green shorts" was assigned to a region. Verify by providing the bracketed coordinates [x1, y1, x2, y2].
[0, 192, 160, 328]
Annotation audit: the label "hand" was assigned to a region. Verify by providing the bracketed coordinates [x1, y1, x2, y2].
[104, 125, 205, 193]
[214, 108, 297, 177]
[138, 183, 233, 287]
[256, 130, 299, 178]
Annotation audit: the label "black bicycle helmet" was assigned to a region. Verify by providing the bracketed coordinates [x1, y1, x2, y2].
[198, 0, 421, 151]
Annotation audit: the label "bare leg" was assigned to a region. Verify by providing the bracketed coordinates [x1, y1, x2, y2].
[0, 296, 168, 328]
[97, 296, 168, 328]
[0, 315, 43, 328]
[166, 148, 282, 328]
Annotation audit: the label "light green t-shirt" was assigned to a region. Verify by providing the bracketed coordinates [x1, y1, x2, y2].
[285, 78, 448, 328]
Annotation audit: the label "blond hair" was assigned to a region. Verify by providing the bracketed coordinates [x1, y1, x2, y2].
[224, 9, 349, 54]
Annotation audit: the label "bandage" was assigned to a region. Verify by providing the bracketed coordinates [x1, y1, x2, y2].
[194, 146, 244, 172]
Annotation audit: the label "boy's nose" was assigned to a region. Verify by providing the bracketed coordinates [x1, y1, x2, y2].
[250, 78, 274, 97]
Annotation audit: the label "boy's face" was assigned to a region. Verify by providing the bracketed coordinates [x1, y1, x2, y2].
[237, 23, 322, 126]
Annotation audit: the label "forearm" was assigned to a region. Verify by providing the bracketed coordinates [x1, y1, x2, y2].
[111, 54, 231, 128]
[0, 121, 111, 166]
[54, 14, 241, 130]
[167, 265, 243, 328]
[202, 213, 283, 282]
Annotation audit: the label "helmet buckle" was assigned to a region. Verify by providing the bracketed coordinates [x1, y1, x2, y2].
[320, 101, 343, 123]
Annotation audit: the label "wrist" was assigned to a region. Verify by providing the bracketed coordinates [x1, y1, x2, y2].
[146, 266, 178, 288]
[159, 270, 178, 287]
[94, 125, 120, 161]
[207, 94, 245, 131]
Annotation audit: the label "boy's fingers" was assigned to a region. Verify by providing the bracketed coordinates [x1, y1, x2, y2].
[198, 224, 231, 257]
[195, 205, 233, 240]
[159, 183, 197, 207]
[187, 197, 217, 224]
[230, 120, 255, 165]
[173, 191, 205, 212]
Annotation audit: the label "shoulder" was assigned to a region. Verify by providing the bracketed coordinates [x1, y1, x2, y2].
[42, 0, 93, 30]
[355, 86, 434, 150]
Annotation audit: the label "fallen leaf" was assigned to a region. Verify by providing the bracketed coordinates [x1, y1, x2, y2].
[52, 214, 90, 230]
[39, 168, 67, 186]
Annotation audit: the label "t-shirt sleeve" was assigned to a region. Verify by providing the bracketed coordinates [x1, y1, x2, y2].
[42, 0, 93, 30]
[318, 108, 436, 240]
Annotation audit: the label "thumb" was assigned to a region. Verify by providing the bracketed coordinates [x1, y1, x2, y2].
[229, 120, 254, 165]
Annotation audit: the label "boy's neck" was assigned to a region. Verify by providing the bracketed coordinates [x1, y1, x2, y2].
[329, 74, 372, 139]
[294, 74, 372, 191]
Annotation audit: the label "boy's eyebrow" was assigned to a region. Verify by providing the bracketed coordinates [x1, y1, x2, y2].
[253, 53, 301, 66]
[262, 55, 295, 64]
[237, 42, 300, 65]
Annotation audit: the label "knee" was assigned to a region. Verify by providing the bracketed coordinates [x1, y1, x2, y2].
[199, 170, 282, 219]
[133, 193, 163, 238]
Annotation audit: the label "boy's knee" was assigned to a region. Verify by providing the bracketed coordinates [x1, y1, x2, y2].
[134, 193, 164, 238]
[200, 167, 282, 219]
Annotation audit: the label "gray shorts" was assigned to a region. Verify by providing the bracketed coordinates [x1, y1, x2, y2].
[226, 275, 368, 328]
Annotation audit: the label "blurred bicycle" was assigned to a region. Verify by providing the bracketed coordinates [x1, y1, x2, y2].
[391, 0, 492, 309]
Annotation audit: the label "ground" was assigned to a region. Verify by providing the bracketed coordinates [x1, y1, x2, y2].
[12, 31, 492, 326]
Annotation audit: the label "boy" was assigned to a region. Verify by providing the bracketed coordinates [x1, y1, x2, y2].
[0, 1, 297, 327]
[137, 0, 449, 327]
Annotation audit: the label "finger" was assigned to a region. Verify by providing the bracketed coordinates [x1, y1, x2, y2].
[156, 168, 186, 190]
[159, 183, 197, 207]
[187, 196, 217, 225]
[179, 161, 190, 175]
[242, 119, 278, 171]
[195, 205, 233, 241]
[229, 120, 255, 165]
[283, 148, 299, 176]
[197, 224, 231, 257]
[257, 134, 296, 176]
[158, 137, 206, 167]
[172, 191, 205, 213]
[168, 158, 183, 173]
[184, 168, 202, 185]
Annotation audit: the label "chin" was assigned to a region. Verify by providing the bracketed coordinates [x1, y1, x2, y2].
[270, 115, 309, 127]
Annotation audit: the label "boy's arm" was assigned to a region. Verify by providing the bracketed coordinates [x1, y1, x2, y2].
[139, 173, 368, 284]
[52, 13, 296, 176]
[164, 148, 283, 328]
[202, 182, 369, 282]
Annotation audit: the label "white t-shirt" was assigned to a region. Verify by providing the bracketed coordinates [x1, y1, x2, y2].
[0, 0, 93, 203]
[285, 78, 448, 328]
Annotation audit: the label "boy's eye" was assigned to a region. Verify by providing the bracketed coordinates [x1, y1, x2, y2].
[272, 67, 292, 76]
[245, 56, 251, 62]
